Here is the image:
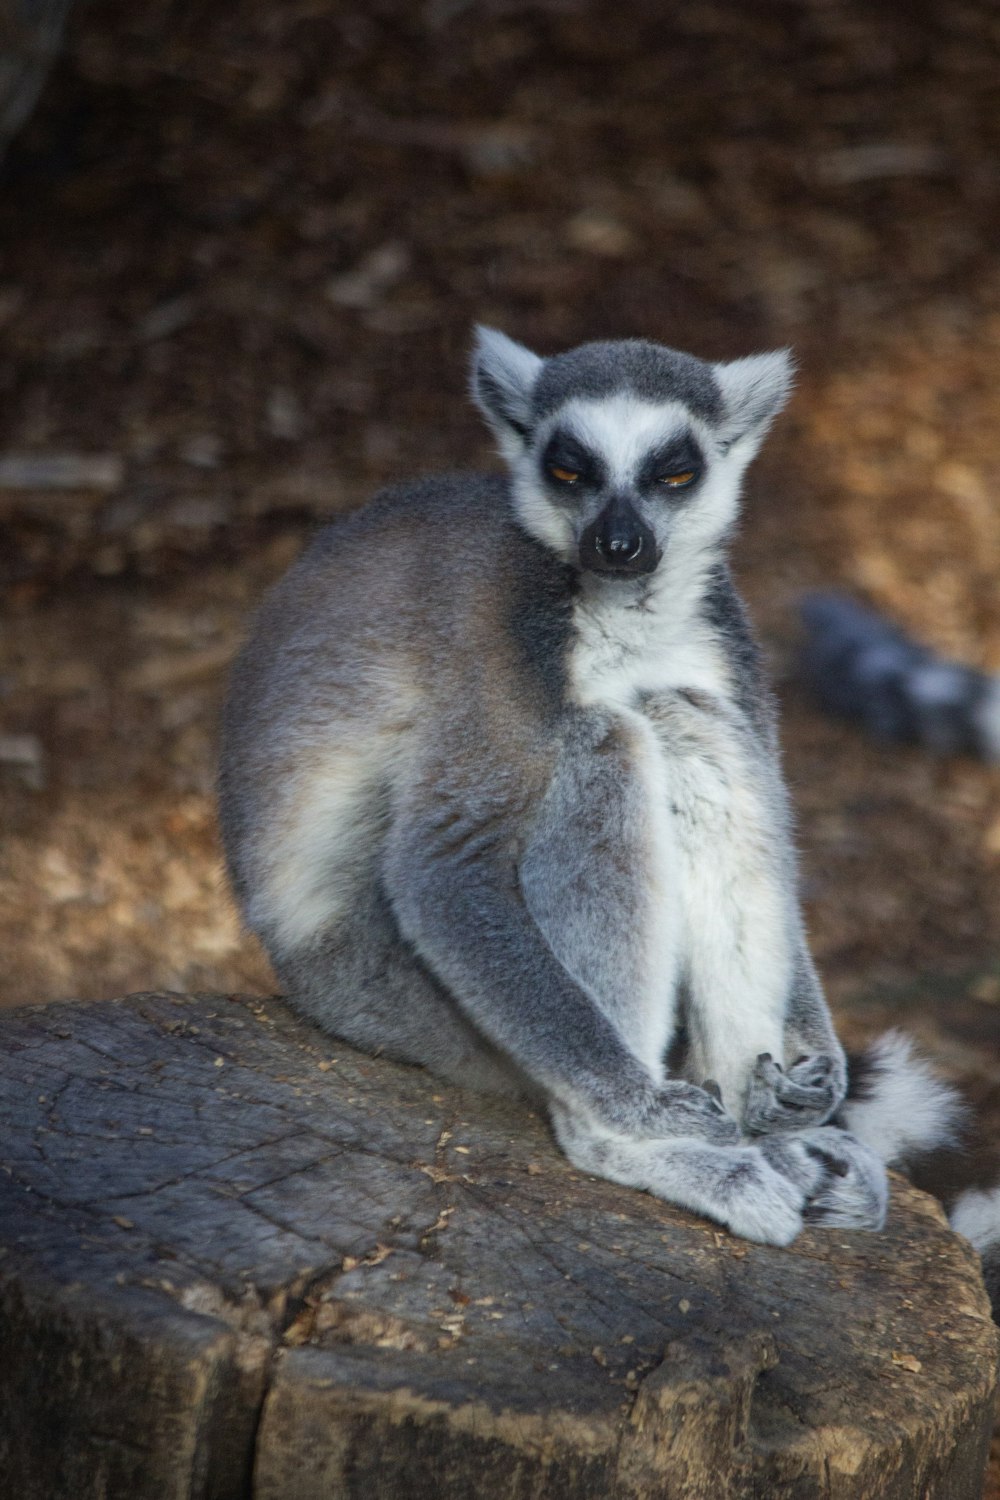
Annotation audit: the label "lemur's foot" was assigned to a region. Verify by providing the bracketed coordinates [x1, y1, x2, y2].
[760, 1127, 887, 1231]
[743, 1051, 842, 1135]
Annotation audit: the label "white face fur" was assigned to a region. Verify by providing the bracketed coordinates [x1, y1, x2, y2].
[507, 392, 752, 577]
[471, 327, 793, 593]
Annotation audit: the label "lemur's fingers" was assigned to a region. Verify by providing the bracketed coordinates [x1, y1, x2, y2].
[760, 1128, 888, 1231]
[743, 1051, 840, 1135]
[786, 1053, 836, 1089]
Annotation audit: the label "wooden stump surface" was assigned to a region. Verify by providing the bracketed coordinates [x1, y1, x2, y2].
[0, 990, 997, 1499]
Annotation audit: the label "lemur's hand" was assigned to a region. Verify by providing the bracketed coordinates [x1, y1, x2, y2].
[743, 1052, 844, 1136]
[628, 1078, 741, 1145]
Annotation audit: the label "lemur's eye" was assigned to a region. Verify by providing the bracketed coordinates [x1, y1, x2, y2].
[659, 470, 696, 488]
[548, 465, 580, 485]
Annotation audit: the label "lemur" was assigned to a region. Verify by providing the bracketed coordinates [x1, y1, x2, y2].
[218, 328, 999, 1302]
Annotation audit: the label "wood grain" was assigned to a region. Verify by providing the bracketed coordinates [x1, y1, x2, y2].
[0, 991, 996, 1497]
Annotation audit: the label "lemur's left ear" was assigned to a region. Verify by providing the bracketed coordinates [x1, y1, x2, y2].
[471, 326, 544, 457]
[713, 350, 795, 459]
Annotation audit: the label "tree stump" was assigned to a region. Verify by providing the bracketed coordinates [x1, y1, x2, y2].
[0, 991, 996, 1499]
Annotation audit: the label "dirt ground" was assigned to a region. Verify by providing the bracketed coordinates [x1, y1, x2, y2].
[0, 0, 998, 1479]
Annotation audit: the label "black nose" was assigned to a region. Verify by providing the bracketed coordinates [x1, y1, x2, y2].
[599, 518, 643, 561]
[579, 498, 659, 577]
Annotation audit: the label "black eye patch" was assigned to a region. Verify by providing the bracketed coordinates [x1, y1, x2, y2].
[540, 430, 605, 489]
[639, 433, 705, 492]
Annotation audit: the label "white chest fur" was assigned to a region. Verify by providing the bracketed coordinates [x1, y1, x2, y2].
[567, 582, 791, 1107]
[568, 572, 731, 712]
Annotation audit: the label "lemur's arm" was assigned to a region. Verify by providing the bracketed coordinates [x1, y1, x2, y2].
[695, 577, 850, 1136]
[744, 943, 847, 1135]
[382, 735, 738, 1147]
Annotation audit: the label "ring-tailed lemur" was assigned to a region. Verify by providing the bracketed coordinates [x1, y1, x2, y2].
[219, 329, 999, 1302]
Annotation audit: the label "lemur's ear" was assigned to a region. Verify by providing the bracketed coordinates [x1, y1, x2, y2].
[713, 350, 795, 460]
[471, 326, 543, 455]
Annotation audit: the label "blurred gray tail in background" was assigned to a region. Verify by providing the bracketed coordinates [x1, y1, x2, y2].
[800, 593, 1000, 761]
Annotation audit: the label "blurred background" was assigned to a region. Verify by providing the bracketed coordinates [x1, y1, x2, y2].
[0, 2, 997, 1051]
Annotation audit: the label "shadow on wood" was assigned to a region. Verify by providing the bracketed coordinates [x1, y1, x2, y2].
[0, 991, 997, 1498]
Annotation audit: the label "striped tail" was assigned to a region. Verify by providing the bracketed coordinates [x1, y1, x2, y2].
[839, 1031, 1000, 1317]
[800, 592, 1000, 760]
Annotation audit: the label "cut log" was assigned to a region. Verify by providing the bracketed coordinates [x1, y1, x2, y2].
[0, 991, 996, 1499]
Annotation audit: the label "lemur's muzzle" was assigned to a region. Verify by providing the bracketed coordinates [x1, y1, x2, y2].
[579, 496, 659, 577]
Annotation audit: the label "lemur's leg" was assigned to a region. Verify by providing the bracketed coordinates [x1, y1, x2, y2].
[383, 712, 739, 1149]
[271, 872, 533, 1099]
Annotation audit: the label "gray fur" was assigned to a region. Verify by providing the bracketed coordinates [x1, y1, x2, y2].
[220, 330, 899, 1247]
[801, 591, 1000, 762]
[531, 338, 724, 425]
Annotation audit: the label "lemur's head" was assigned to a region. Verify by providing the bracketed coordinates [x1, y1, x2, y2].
[471, 327, 792, 581]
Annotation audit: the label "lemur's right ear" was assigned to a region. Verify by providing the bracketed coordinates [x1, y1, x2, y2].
[471, 326, 543, 455]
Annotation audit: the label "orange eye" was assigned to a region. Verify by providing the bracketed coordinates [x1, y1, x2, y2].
[548, 465, 580, 484]
[659, 470, 695, 488]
